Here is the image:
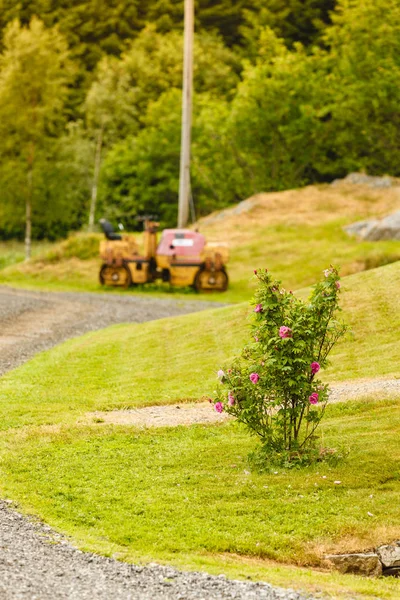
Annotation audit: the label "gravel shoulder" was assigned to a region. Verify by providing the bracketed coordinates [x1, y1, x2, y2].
[0, 286, 314, 600]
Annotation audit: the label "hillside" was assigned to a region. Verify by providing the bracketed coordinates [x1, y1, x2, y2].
[1, 179, 399, 303]
[0, 261, 399, 599]
[1, 260, 398, 428]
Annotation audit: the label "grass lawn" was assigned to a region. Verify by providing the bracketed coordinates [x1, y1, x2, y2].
[1, 183, 400, 303]
[0, 263, 399, 597]
[0, 400, 399, 599]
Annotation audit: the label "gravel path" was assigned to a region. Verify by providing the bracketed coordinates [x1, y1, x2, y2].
[0, 285, 225, 377]
[0, 286, 315, 600]
[0, 501, 309, 600]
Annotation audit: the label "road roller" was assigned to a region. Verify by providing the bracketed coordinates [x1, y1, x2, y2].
[99, 216, 229, 292]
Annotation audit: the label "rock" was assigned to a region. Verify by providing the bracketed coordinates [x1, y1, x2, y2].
[376, 544, 400, 568]
[344, 210, 400, 241]
[364, 211, 400, 241]
[332, 172, 397, 188]
[324, 553, 382, 577]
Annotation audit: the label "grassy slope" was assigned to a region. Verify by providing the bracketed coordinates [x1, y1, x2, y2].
[0, 261, 398, 433]
[1, 183, 400, 302]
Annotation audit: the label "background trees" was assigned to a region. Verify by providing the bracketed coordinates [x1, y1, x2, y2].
[0, 0, 398, 237]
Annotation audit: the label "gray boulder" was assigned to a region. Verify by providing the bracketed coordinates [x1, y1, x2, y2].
[376, 544, 400, 568]
[332, 172, 396, 188]
[345, 211, 400, 241]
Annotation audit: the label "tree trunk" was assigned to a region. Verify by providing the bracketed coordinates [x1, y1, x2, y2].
[88, 125, 104, 232]
[25, 167, 33, 261]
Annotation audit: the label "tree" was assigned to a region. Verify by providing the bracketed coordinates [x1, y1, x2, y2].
[84, 57, 139, 230]
[0, 18, 74, 257]
[320, 0, 400, 177]
[226, 29, 330, 192]
[87, 27, 241, 226]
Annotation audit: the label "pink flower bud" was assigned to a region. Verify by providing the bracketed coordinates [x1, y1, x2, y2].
[228, 392, 235, 406]
[249, 373, 259, 384]
[254, 303, 263, 313]
[309, 393, 319, 405]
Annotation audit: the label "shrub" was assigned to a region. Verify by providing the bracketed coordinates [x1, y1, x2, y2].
[214, 267, 347, 463]
[36, 233, 101, 263]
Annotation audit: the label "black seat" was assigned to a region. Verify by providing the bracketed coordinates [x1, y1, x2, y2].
[99, 218, 122, 241]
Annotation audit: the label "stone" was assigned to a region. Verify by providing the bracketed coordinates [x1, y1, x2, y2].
[332, 172, 396, 188]
[344, 210, 400, 241]
[376, 544, 400, 568]
[324, 553, 382, 577]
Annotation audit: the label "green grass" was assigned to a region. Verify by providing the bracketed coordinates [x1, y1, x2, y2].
[0, 262, 398, 433]
[0, 240, 53, 270]
[1, 184, 400, 303]
[0, 262, 399, 598]
[227, 220, 400, 302]
[0, 400, 399, 599]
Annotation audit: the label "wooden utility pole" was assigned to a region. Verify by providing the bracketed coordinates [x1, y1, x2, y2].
[178, 0, 194, 228]
[88, 124, 104, 232]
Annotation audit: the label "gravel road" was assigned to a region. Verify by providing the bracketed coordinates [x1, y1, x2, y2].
[0, 502, 309, 600]
[0, 285, 226, 377]
[0, 286, 315, 600]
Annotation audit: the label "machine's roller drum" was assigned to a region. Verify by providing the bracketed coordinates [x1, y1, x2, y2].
[194, 268, 228, 292]
[99, 264, 132, 288]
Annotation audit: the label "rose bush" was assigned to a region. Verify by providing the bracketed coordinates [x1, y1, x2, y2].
[213, 267, 347, 463]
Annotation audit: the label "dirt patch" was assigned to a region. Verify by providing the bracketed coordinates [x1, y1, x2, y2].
[86, 379, 400, 428]
[86, 402, 231, 428]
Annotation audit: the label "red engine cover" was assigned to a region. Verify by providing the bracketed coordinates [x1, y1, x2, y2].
[157, 229, 205, 257]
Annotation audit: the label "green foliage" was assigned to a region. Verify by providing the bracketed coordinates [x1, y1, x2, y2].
[320, 0, 400, 177]
[215, 268, 347, 459]
[242, 0, 336, 52]
[0, 18, 82, 242]
[39, 233, 101, 263]
[1, 0, 400, 235]
[99, 89, 182, 226]
[100, 88, 249, 226]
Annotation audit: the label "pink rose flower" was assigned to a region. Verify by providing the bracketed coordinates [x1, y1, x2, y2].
[217, 369, 225, 379]
[254, 303, 263, 313]
[249, 373, 259, 384]
[228, 392, 235, 406]
[309, 393, 319, 405]
[215, 402, 224, 413]
[311, 362, 320, 375]
[336, 281, 341, 289]
[279, 326, 292, 339]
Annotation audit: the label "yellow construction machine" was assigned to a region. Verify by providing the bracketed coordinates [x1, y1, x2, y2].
[99, 216, 229, 292]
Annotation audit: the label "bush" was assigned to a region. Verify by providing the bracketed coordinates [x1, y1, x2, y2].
[214, 267, 347, 464]
[36, 233, 101, 263]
